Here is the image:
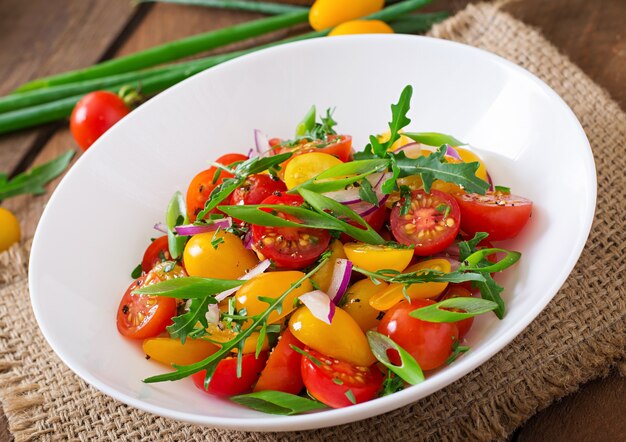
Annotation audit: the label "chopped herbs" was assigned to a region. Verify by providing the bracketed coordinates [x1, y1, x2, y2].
[495, 185, 511, 194]
[344, 389, 357, 405]
[130, 264, 142, 279]
[445, 340, 470, 365]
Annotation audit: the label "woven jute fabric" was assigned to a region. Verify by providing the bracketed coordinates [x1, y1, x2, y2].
[1, 3, 625, 441]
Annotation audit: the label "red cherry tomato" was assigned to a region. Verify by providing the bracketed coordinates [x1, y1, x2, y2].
[439, 285, 474, 339]
[378, 299, 459, 371]
[301, 348, 383, 408]
[186, 153, 248, 222]
[230, 174, 287, 206]
[340, 205, 388, 243]
[275, 135, 354, 162]
[254, 329, 304, 394]
[251, 193, 331, 269]
[191, 352, 268, 396]
[141, 236, 171, 273]
[454, 191, 533, 241]
[70, 91, 130, 151]
[390, 189, 461, 256]
[116, 275, 177, 339]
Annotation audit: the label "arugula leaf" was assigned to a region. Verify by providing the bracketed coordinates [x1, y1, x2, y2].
[393, 147, 489, 194]
[366, 86, 413, 158]
[409, 297, 498, 322]
[458, 248, 521, 273]
[458, 232, 489, 261]
[352, 266, 486, 285]
[367, 331, 424, 385]
[403, 131, 465, 147]
[382, 154, 400, 194]
[231, 391, 326, 415]
[291, 159, 388, 194]
[134, 276, 245, 298]
[382, 372, 405, 396]
[130, 264, 142, 279]
[474, 275, 506, 319]
[168, 296, 216, 344]
[358, 178, 379, 206]
[0, 150, 74, 200]
[445, 340, 470, 365]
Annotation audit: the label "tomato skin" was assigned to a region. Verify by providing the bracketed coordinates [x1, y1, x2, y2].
[283, 152, 343, 190]
[254, 329, 305, 394]
[301, 348, 383, 408]
[275, 135, 354, 163]
[141, 236, 171, 273]
[0, 207, 20, 252]
[390, 189, 461, 256]
[343, 242, 413, 273]
[116, 275, 177, 340]
[340, 205, 387, 243]
[343, 279, 389, 332]
[186, 153, 248, 222]
[70, 91, 130, 151]
[229, 174, 287, 206]
[142, 337, 219, 366]
[454, 192, 533, 241]
[329, 19, 394, 36]
[309, 0, 384, 31]
[252, 194, 331, 269]
[378, 299, 459, 371]
[191, 352, 268, 397]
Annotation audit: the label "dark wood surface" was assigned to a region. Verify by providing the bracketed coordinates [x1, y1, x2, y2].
[1, 1, 624, 440]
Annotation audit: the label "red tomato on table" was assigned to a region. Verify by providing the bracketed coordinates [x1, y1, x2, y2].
[70, 91, 130, 151]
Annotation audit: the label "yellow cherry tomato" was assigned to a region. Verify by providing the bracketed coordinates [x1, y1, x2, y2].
[378, 130, 412, 152]
[183, 230, 258, 279]
[343, 279, 389, 331]
[455, 147, 489, 182]
[289, 306, 375, 366]
[142, 337, 218, 366]
[343, 242, 413, 273]
[309, 0, 384, 31]
[310, 240, 347, 293]
[329, 20, 393, 36]
[0, 207, 21, 252]
[236, 271, 313, 324]
[369, 258, 452, 310]
[283, 152, 343, 190]
[204, 324, 269, 354]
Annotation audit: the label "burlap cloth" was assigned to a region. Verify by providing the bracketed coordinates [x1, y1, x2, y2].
[1, 3, 624, 441]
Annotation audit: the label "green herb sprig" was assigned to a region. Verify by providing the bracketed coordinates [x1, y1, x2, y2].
[231, 390, 326, 415]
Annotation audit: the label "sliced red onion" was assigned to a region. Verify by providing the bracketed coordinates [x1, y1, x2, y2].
[247, 147, 256, 158]
[431, 255, 461, 272]
[486, 171, 494, 191]
[324, 172, 391, 217]
[298, 290, 336, 325]
[443, 243, 460, 259]
[205, 304, 220, 324]
[393, 142, 423, 157]
[445, 144, 462, 161]
[153, 222, 168, 234]
[326, 259, 353, 305]
[174, 217, 232, 236]
[243, 229, 253, 250]
[215, 259, 271, 302]
[254, 129, 270, 155]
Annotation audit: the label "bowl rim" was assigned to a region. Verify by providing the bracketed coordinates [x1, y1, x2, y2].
[29, 34, 596, 432]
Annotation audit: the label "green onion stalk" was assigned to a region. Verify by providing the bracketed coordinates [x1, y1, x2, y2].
[137, 0, 309, 15]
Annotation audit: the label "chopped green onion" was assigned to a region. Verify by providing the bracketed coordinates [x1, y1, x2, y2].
[133, 276, 244, 298]
[366, 331, 424, 385]
[458, 248, 521, 273]
[409, 297, 498, 322]
[138, 0, 308, 15]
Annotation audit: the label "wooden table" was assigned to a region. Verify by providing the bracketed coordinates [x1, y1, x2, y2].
[1, 1, 624, 440]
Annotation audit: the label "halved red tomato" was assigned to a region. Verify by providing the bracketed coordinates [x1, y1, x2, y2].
[251, 193, 331, 269]
[191, 352, 268, 396]
[141, 235, 171, 273]
[186, 153, 248, 222]
[390, 189, 461, 256]
[230, 173, 287, 206]
[454, 191, 532, 241]
[301, 348, 383, 408]
[254, 329, 304, 394]
[340, 204, 388, 242]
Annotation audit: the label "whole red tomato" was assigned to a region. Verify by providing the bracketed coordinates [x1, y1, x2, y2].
[70, 91, 130, 151]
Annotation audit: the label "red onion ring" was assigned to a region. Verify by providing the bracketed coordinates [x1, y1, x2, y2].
[445, 144, 463, 161]
[487, 171, 494, 191]
[215, 259, 271, 302]
[298, 290, 336, 324]
[326, 259, 353, 305]
[254, 129, 270, 155]
[174, 217, 232, 236]
[153, 222, 168, 234]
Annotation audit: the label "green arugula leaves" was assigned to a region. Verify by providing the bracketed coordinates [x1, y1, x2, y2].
[231, 391, 326, 415]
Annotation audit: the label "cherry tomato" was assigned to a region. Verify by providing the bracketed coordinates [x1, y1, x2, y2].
[439, 285, 474, 339]
[191, 352, 268, 397]
[251, 194, 331, 269]
[454, 191, 533, 241]
[204, 323, 269, 354]
[230, 173, 287, 206]
[343, 279, 389, 332]
[254, 329, 305, 394]
[329, 19, 394, 36]
[116, 272, 177, 340]
[186, 153, 248, 222]
[70, 91, 130, 151]
[0, 207, 20, 252]
[343, 242, 413, 273]
[340, 204, 387, 243]
[289, 306, 375, 366]
[309, 0, 384, 31]
[275, 135, 354, 163]
[283, 152, 343, 190]
[310, 240, 347, 293]
[301, 348, 383, 408]
[378, 299, 459, 371]
[235, 271, 313, 324]
[183, 230, 258, 279]
[141, 236, 171, 273]
[390, 189, 461, 256]
[142, 337, 218, 366]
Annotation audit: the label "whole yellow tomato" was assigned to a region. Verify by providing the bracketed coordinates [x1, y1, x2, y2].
[343, 242, 413, 273]
[343, 279, 389, 331]
[0, 207, 21, 252]
[329, 19, 393, 36]
[283, 152, 343, 190]
[183, 230, 258, 279]
[289, 306, 375, 366]
[310, 0, 384, 31]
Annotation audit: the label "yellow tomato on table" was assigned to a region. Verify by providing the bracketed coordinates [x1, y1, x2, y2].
[0, 207, 20, 252]
[289, 306, 375, 366]
[343, 242, 413, 273]
[283, 152, 343, 190]
[343, 279, 389, 331]
[329, 20, 394, 36]
[183, 230, 258, 279]
[309, 0, 384, 31]
[369, 258, 452, 311]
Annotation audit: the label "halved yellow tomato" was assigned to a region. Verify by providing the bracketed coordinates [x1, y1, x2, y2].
[343, 242, 413, 273]
[283, 152, 343, 190]
[204, 323, 269, 354]
[343, 279, 389, 331]
[369, 258, 452, 311]
[289, 306, 375, 366]
[142, 337, 218, 366]
[311, 240, 347, 293]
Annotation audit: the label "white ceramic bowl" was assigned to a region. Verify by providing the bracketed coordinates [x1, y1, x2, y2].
[29, 35, 596, 431]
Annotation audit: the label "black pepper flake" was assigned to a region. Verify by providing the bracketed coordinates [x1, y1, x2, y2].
[122, 305, 129, 315]
[376, 311, 385, 320]
[145, 355, 151, 360]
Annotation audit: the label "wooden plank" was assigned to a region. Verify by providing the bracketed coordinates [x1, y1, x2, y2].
[0, 0, 138, 173]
